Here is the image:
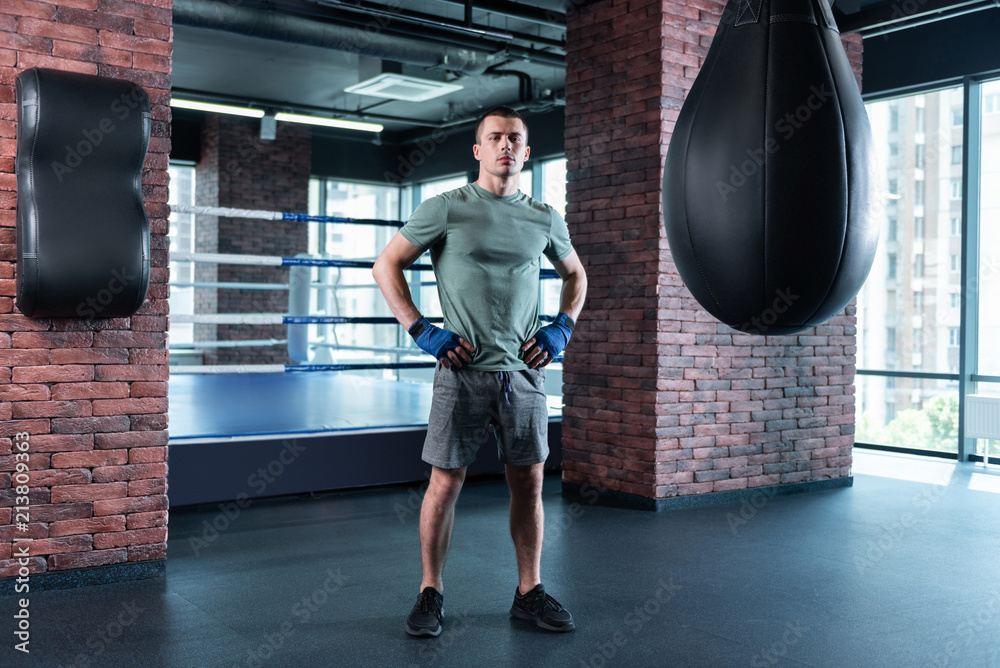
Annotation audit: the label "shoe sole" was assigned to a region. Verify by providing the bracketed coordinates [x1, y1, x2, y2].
[510, 606, 575, 632]
[406, 623, 442, 637]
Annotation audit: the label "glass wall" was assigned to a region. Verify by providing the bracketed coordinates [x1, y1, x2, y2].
[978, 79, 1000, 376]
[167, 164, 196, 348]
[166, 157, 570, 383]
[857, 75, 1000, 459]
[306, 180, 406, 379]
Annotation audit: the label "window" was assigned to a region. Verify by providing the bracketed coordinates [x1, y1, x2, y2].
[859, 83, 977, 457]
[889, 143, 899, 157]
[979, 79, 1000, 374]
[168, 163, 197, 347]
[420, 174, 468, 201]
[541, 158, 568, 219]
[307, 179, 404, 379]
[888, 216, 897, 241]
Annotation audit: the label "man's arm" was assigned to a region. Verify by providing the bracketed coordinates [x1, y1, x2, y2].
[372, 232, 474, 369]
[552, 249, 587, 322]
[521, 249, 588, 368]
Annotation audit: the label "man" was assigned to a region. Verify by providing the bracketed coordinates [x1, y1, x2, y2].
[372, 106, 587, 637]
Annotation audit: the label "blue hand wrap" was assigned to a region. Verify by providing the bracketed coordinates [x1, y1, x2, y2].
[532, 312, 574, 360]
[408, 316, 462, 361]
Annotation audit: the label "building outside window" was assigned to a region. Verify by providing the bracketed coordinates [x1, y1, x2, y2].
[858, 79, 1000, 459]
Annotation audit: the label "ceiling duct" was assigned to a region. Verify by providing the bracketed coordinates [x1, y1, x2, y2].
[172, 0, 562, 76]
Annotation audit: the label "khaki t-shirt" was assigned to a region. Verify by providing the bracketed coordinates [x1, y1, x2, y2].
[400, 182, 573, 370]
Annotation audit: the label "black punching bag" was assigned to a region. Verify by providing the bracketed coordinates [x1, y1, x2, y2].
[662, 0, 879, 335]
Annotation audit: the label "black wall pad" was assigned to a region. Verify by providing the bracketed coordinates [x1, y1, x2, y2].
[15, 68, 151, 318]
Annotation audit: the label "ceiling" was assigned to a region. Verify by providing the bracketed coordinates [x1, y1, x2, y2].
[170, 0, 974, 142]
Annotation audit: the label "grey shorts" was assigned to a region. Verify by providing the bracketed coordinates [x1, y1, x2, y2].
[422, 363, 549, 469]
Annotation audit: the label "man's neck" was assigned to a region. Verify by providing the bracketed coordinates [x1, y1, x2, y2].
[476, 173, 519, 197]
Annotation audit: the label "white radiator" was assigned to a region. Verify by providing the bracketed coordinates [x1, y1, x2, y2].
[966, 395, 1000, 440]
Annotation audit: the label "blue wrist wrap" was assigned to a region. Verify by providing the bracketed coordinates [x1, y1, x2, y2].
[408, 317, 462, 361]
[532, 312, 575, 360]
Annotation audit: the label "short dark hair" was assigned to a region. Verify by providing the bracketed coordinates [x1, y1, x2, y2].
[475, 106, 527, 144]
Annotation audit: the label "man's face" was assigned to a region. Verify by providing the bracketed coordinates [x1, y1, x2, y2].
[473, 116, 530, 179]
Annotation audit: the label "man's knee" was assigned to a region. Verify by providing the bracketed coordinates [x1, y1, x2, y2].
[428, 466, 466, 502]
[506, 464, 544, 499]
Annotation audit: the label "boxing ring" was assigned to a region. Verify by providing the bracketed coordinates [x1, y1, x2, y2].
[166, 204, 564, 506]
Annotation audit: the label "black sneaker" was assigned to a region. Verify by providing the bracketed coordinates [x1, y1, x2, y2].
[510, 583, 575, 632]
[406, 586, 444, 637]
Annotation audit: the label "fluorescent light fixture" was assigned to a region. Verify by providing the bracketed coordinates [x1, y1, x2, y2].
[345, 73, 462, 102]
[274, 112, 383, 133]
[170, 98, 265, 118]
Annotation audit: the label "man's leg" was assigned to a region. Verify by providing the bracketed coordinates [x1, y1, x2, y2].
[505, 462, 545, 595]
[420, 465, 468, 593]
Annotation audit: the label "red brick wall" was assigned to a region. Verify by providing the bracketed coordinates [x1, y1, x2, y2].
[562, 0, 864, 501]
[0, 0, 171, 575]
[194, 114, 311, 365]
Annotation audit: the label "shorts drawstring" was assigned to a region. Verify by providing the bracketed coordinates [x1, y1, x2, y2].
[497, 370, 512, 407]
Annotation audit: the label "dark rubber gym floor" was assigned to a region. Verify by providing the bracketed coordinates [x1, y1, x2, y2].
[4, 450, 1000, 667]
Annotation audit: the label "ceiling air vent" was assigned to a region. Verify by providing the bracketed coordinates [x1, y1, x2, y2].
[344, 74, 462, 102]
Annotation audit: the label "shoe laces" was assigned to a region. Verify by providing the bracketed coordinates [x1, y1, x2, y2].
[524, 588, 564, 614]
[416, 591, 442, 617]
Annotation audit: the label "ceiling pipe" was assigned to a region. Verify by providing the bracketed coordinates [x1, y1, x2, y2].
[837, 0, 998, 33]
[437, 0, 567, 28]
[173, 0, 564, 74]
[308, 0, 565, 49]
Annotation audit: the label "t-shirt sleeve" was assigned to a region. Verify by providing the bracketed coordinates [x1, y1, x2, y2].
[399, 196, 448, 252]
[543, 207, 573, 262]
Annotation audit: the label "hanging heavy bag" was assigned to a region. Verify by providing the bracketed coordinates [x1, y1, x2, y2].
[662, 0, 880, 335]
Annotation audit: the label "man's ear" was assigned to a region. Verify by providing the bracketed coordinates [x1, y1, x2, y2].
[523, 145, 530, 161]
[473, 143, 481, 161]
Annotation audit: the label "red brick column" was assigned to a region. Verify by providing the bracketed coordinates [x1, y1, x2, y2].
[0, 0, 171, 577]
[195, 114, 311, 365]
[562, 0, 864, 508]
